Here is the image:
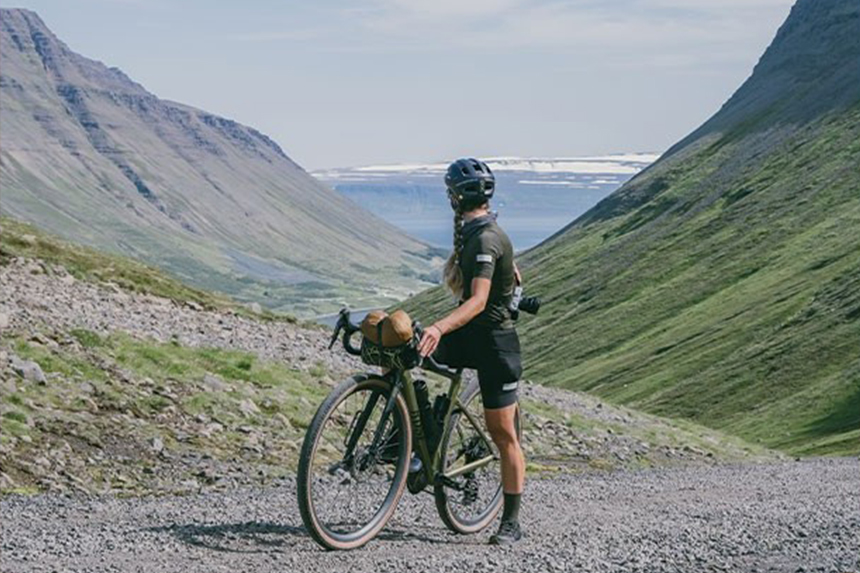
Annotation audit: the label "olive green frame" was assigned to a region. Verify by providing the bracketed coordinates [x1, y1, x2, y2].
[392, 368, 497, 484]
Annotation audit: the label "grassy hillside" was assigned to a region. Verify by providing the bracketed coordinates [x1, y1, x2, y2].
[1, 329, 329, 494]
[0, 217, 294, 324]
[2, 325, 778, 494]
[402, 0, 860, 456]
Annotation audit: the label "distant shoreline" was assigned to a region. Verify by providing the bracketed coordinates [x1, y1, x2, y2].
[313, 308, 373, 328]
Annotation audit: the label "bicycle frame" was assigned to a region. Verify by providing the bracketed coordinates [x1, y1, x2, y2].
[329, 308, 497, 488]
[384, 366, 497, 486]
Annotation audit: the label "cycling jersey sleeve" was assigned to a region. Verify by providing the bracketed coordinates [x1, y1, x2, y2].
[472, 231, 502, 281]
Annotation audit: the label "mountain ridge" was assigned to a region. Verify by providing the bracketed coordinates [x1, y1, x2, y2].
[0, 8, 438, 316]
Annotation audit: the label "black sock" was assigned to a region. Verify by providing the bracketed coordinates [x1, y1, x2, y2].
[501, 493, 521, 523]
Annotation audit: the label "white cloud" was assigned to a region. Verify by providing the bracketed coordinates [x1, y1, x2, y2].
[380, 0, 524, 18]
[344, 0, 793, 64]
[226, 29, 324, 43]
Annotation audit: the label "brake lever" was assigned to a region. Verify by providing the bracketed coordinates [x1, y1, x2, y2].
[328, 318, 343, 349]
[329, 308, 354, 350]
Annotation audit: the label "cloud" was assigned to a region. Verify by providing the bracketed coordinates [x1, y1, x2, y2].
[338, 0, 793, 65]
[226, 29, 325, 43]
[380, 0, 524, 18]
[222, 0, 793, 69]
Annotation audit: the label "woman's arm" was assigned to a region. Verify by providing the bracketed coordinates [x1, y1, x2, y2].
[417, 277, 490, 357]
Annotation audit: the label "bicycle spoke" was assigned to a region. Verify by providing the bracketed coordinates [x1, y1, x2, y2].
[436, 380, 508, 531]
[305, 379, 407, 539]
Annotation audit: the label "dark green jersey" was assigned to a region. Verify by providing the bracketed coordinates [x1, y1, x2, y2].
[460, 214, 516, 329]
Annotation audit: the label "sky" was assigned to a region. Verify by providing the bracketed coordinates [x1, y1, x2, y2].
[5, 0, 796, 169]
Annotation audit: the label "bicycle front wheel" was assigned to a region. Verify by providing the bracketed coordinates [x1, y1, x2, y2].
[434, 373, 521, 534]
[297, 373, 411, 550]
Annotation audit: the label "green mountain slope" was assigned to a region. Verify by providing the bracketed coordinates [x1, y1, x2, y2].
[402, 0, 860, 456]
[0, 9, 440, 316]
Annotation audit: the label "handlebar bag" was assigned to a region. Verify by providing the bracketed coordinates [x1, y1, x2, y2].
[359, 309, 418, 369]
[360, 309, 413, 346]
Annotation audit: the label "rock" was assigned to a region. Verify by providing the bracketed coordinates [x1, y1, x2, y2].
[194, 467, 219, 484]
[179, 478, 199, 491]
[150, 437, 164, 454]
[29, 332, 55, 346]
[2, 378, 17, 393]
[0, 312, 9, 330]
[274, 413, 294, 432]
[34, 456, 52, 469]
[248, 302, 263, 314]
[0, 472, 16, 490]
[203, 373, 229, 392]
[201, 422, 224, 437]
[242, 435, 264, 454]
[79, 396, 99, 412]
[10, 355, 47, 384]
[239, 398, 261, 417]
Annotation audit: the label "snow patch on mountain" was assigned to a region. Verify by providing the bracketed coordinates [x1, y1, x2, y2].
[314, 153, 660, 179]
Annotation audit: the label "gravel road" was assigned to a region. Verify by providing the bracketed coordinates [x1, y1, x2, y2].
[2, 458, 857, 573]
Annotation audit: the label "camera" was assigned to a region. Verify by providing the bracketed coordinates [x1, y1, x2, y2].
[518, 295, 541, 315]
[509, 286, 541, 320]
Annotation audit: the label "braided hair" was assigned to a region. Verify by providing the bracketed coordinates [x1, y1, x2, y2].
[443, 209, 465, 298]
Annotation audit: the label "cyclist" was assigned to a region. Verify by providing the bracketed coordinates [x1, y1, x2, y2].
[417, 157, 525, 545]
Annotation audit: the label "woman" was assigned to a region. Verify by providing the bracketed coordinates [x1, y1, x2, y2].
[417, 157, 525, 545]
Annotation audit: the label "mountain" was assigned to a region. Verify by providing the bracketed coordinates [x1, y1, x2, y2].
[314, 154, 658, 249]
[0, 9, 438, 317]
[402, 0, 860, 455]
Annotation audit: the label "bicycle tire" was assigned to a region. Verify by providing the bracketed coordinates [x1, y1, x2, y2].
[297, 373, 411, 550]
[434, 373, 522, 534]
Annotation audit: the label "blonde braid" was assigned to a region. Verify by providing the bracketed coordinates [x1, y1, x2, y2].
[443, 209, 465, 298]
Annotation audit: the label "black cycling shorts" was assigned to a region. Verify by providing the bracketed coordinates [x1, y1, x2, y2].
[432, 322, 522, 409]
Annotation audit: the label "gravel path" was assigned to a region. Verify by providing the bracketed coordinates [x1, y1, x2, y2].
[2, 459, 857, 573]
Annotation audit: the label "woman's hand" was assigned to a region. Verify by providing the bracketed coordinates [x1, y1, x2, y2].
[418, 324, 443, 357]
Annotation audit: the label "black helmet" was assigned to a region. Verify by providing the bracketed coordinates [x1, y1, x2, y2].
[445, 158, 495, 210]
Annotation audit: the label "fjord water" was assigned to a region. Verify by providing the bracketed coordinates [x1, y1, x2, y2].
[315, 154, 658, 251]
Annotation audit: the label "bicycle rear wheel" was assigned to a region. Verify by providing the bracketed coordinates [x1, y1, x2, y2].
[434, 373, 521, 534]
[297, 373, 411, 550]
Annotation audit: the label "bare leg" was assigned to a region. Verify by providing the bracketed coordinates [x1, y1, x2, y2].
[484, 403, 524, 494]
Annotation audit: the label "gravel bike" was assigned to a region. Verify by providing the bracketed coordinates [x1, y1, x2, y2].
[297, 308, 520, 550]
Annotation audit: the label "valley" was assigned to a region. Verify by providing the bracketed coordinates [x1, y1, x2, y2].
[1, 1, 858, 569]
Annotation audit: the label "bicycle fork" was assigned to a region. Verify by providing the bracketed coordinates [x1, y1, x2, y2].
[340, 375, 401, 471]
